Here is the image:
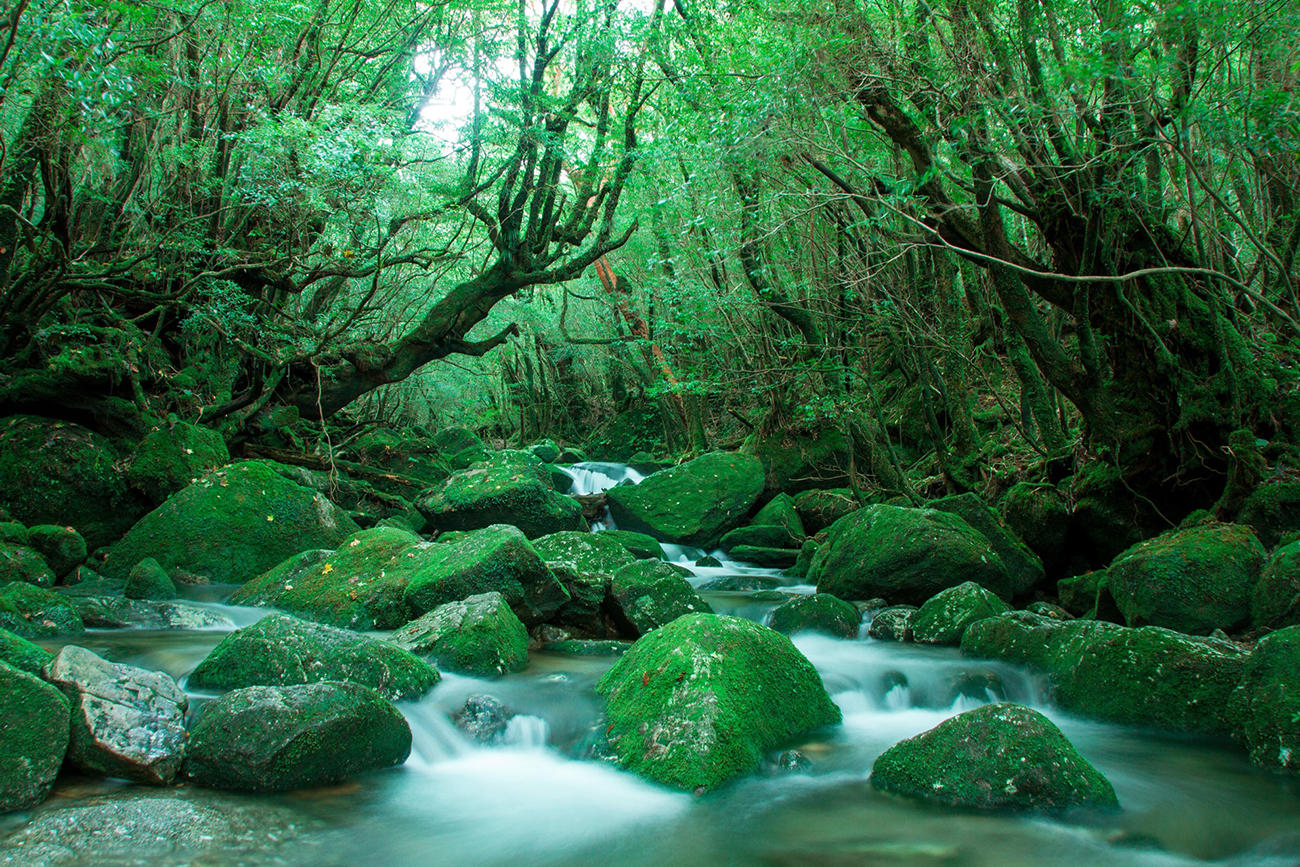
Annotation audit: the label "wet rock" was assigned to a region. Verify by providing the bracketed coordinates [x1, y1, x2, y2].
[24, 525, 86, 579]
[0, 662, 69, 812]
[1106, 522, 1265, 634]
[867, 606, 917, 642]
[534, 531, 634, 635]
[0, 627, 52, 674]
[126, 420, 230, 505]
[102, 461, 359, 586]
[599, 530, 665, 561]
[870, 703, 1118, 811]
[417, 452, 585, 539]
[789, 538, 819, 580]
[930, 492, 1044, 599]
[912, 582, 1010, 646]
[1230, 625, 1300, 773]
[0, 416, 145, 550]
[1253, 540, 1300, 629]
[768, 593, 860, 639]
[608, 560, 711, 636]
[403, 525, 568, 627]
[810, 505, 1015, 604]
[125, 557, 176, 601]
[597, 612, 840, 791]
[70, 597, 233, 631]
[44, 646, 187, 785]
[391, 592, 528, 677]
[0, 583, 83, 638]
[728, 545, 800, 568]
[188, 613, 439, 701]
[696, 575, 782, 592]
[0, 542, 54, 587]
[452, 694, 512, 743]
[695, 555, 723, 568]
[792, 488, 859, 535]
[184, 681, 411, 792]
[605, 452, 765, 548]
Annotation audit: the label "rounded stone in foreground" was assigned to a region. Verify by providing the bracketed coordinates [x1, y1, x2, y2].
[869, 702, 1118, 811]
[0, 661, 69, 812]
[184, 681, 411, 792]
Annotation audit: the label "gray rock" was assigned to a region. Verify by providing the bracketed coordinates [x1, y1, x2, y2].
[867, 606, 917, 642]
[70, 596, 233, 630]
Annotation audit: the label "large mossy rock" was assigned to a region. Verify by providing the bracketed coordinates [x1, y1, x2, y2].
[25, 525, 86, 579]
[961, 612, 1246, 734]
[1106, 522, 1265, 634]
[187, 614, 439, 701]
[741, 426, 855, 494]
[792, 488, 859, 535]
[416, 453, 585, 539]
[0, 542, 54, 587]
[184, 682, 411, 792]
[126, 420, 229, 505]
[911, 581, 1010, 646]
[1000, 482, 1070, 574]
[719, 524, 801, 552]
[605, 452, 764, 548]
[596, 613, 840, 791]
[1229, 625, 1300, 773]
[809, 504, 1014, 604]
[391, 592, 529, 677]
[929, 493, 1043, 598]
[768, 593, 860, 639]
[102, 461, 359, 586]
[608, 560, 711, 637]
[1253, 540, 1300, 629]
[0, 416, 145, 550]
[0, 627, 53, 674]
[231, 526, 425, 630]
[45, 646, 188, 785]
[534, 531, 636, 636]
[870, 703, 1117, 812]
[1238, 481, 1300, 549]
[125, 557, 176, 601]
[403, 525, 567, 626]
[600, 530, 666, 561]
[0, 662, 70, 812]
[750, 493, 805, 542]
[0, 583, 83, 638]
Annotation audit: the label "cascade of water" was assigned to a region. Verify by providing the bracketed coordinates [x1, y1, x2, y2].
[502, 714, 550, 748]
[560, 462, 646, 496]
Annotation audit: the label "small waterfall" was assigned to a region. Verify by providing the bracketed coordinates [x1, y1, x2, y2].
[404, 702, 477, 768]
[561, 462, 646, 496]
[502, 714, 550, 748]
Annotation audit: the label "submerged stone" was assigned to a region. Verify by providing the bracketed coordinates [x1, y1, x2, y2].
[867, 606, 917, 642]
[70, 596, 233, 631]
[597, 612, 840, 791]
[605, 452, 765, 548]
[0, 662, 69, 812]
[870, 703, 1118, 811]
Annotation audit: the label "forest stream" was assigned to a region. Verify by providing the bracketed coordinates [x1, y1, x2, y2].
[3, 464, 1298, 867]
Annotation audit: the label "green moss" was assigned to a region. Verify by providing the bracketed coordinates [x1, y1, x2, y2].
[600, 530, 666, 560]
[866, 606, 916, 641]
[809, 504, 1015, 604]
[0, 583, 83, 638]
[24, 525, 86, 578]
[126, 420, 230, 504]
[870, 703, 1117, 811]
[728, 545, 800, 568]
[768, 593, 859, 638]
[0, 661, 71, 811]
[0, 627, 53, 674]
[605, 452, 765, 548]
[102, 461, 359, 586]
[609, 560, 712, 636]
[184, 682, 411, 792]
[911, 582, 1010, 646]
[930, 492, 1043, 598]
[187, 613, 439, 701]
[792, 488, 859, 535]
[1000, 482, 1069, 571]
[741, 427, 854, 494]
[0, 522, 28, 545]
[527, 439, 561, 463]
[391, 591, 529, 677]
[789, 538, 819, 580]
[1229, 625, 1300, 773]
[1068, 464, 1144, 566]
[1106, 522, 1265, 634]
[1238, 481, 1300, 549]
[534, 531, 636, 636]
[720, 524, 801, 551]
[0, 542, 54, 587]
[417, 455, 585, 539]
[1253, 541, 1300, 629]
[752, 493, 806, 539]
[126, 557, 177, 600]
[1056, 571, 1120, 620]
[597, 613, 841, 791]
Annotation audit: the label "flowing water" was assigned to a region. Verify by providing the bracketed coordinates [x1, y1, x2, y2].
[5, 465, 1300, 865]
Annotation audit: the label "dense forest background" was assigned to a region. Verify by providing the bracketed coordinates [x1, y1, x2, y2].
[2, 0, 1298, 562]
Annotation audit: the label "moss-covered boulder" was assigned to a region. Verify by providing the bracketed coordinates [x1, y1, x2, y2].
[809, 504, 1015, 604]
[608, 560, 711, 636]
[391, 592, 528, 677]
[0, 542, 54, 587]
[0, 522, 27, 545]
[1238, 481, 1300, 549]
[0, 627, 52, 674]
[403, 525, 567, 626]
[184, 682, 411, 792]
[0, 662, 70, 812]
[126, 420, 230, 505]
[1068, 463, 1145, 568]
[867, 606, 917, 642]
[25, 525, 86, 579]
[527, 439, 561, 463]
[45, 646, 188, 785]
[729, 545, 801, 568]
[605, 452, 764, 548]
[1057, 571, 1120, 620]
[768, 593, 859, 639]
[870, 703, 1117, 812]
[430, 426, 485, 459]
[417, 454, 585, 539]
[231, 526, 425, 630]
[0, 416, 145, 550]
[1000, 482, 1070, 574]
[742, 426, 855, 494]
[789, 538, 819, 580]
[1229, 625, 1300, 773]
[1253, 540, 1300, 629]
[534, 531, 636, 635]
[720, 524, 801, 552]
[600, 530, 666, 560]
[187, 614, 439, 701]
[125, 557, 176, 601]
[752, 493, 805, 541]
[597, 613, 841, 791]
[930, 493, 1043, 598]
[0, 583, 83, 638]
[102, 461, 359, 586]
[960, 612, 1246, 734]
[1106, 523, 1265, 634]
[912, 582, 1010, 646]
[793, 488, 859, 535]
